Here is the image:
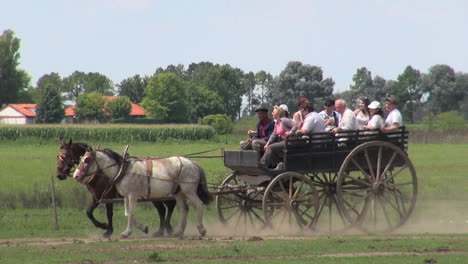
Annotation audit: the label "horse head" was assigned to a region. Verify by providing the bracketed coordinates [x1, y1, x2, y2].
[73, 147, 96, 183]
[56, 139, 89, 180]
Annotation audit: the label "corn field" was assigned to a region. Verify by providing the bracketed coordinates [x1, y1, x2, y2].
[0, 124, 216, 142]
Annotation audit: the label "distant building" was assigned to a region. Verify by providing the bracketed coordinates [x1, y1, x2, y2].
[0, 104, 37, 124]
[64, 96, 146, 123]
[0, 96, 146, 124]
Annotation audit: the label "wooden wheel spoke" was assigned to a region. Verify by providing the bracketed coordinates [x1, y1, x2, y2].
[341, 196, 361, 216]
[225, 209, 241, 222]
[289, 176, 293, 197]
[331, 194, 348, 226]
[312, 174, 327, 185]
[380, 152, 397, 179]
[250, 208, 266, 224]
[386, 164, 409, 182]
[391, 189, 408, 215]
[296, 191, 316, 201]
[293, 181, 305, 199]
[380, 193, 404, 218]
[344, 173, 372, 187]
[364, 149, 376, 179]
[351, 158, 372, 179]
[270, 190, 287, 202]
[220, 204, 239, 210]
[278, 180, 288, 196]
[376, 147, 382, 181]
[378, 196, 394, 229]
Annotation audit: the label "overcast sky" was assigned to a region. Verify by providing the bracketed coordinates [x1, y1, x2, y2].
[2, 0, 467, 92]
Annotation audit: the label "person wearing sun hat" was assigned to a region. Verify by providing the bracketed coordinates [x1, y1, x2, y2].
[381, 96, 402, 132]
[363, 101, 384, 130]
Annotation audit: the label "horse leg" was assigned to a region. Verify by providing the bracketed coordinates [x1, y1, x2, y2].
[86, 199, 108, 230]
[164, 199, 177, 236]
[103, 203, 114, 237]
[151, 201, 166, 237]
[132, 218, 149, 234]
[185, 191, 207, 237]
[172, 193, 188, 237]
[121, 195, 137, 238]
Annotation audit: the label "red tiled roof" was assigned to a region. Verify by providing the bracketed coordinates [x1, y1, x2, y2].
[65, 97, 145, 116]
[8, 104, 37, 117]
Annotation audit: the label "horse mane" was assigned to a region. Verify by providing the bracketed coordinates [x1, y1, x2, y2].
[100, 149, 124, 164]
[74, 142, 90, 150]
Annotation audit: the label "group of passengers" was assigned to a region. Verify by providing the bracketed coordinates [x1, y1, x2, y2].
[241, 95, 403, 169]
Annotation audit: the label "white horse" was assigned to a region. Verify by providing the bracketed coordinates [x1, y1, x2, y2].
[73, 149, 212, 238]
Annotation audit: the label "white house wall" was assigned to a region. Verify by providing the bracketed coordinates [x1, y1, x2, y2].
[0, 106, 29, 124]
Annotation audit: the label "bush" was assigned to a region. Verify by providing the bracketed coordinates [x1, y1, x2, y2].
[423, 111, 465, 132]
[198, 114, 234, 135]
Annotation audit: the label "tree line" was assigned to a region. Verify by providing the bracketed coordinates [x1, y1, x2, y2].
[2, 29, 468, 124]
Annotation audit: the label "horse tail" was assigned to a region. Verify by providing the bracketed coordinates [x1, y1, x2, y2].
[194, 163, 213, 205]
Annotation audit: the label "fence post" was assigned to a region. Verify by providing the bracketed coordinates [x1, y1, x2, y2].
[50, 175, 59, 230]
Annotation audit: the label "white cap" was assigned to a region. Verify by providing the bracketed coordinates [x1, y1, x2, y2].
[279, 104, 289, 112]
[368, 101, 381, 109]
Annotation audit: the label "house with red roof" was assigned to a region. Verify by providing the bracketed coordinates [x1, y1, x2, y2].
[0, 104, 37, 124]
[64, 96, 146, 123]
[0, 96, 146, 124]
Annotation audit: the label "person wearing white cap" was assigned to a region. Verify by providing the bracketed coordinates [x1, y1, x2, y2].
[279, 104, 289, 118]
[363, 101, 384, 130]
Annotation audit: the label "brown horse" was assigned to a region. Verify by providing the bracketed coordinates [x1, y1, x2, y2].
[56, 139, 176, 237]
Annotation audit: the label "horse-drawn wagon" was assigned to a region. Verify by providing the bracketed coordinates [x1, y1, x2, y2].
[216, 127, 417, 234]
[57, 127, 416, 237]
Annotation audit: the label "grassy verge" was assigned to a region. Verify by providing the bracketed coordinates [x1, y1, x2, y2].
[1, 233, 467, 264]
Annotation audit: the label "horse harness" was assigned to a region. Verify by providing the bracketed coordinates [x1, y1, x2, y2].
[100, 155, 186, 201]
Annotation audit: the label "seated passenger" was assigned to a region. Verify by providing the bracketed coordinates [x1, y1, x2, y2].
[380, 96, 403, 132]
[290, 102, 325, 135]
[332, 99, 357, 134]
[354, 96, 370, 130]
[318, 99, 340, 132]
[240, 107, 275, 151]
[293, 97, 309, 124]
[260, 105, 295, 169]
[362, 101, 384, 130]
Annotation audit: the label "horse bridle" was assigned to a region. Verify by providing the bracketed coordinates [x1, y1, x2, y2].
[57, 148, 76, 177]
[77, 151, 120, 180]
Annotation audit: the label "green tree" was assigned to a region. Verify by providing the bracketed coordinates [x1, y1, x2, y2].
[35, 73, 64, 123]
[141, 72, 188, 122]
[0, 30, 31, 105]
[75, 92, 108, 122]
[107, 96, 132, 120]
[421, 64, 461, 114]
[390, 66, 422, 123]
[268, 61, 334, 112]
[188, 86, 225, 122]
[456, 72, 468, 119]
[117, 74, 147, 103]
[349, 67, 373, 100]
[254, 70, 273, 107]
[63, 71, 114, 102]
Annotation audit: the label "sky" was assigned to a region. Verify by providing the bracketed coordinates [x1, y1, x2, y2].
[2, 0, 468, 92]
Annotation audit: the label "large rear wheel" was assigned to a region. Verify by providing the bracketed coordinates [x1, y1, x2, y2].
[336, 141, 417, 233]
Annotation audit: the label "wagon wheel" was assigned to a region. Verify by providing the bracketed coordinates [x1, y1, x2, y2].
[262, 172, 319, 234]
[336, 141, 417, 233]
[216, 173, 266, 233]
[307, 171, 355, 233]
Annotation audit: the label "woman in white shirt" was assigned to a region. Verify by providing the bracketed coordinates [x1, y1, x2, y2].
[354, 97, 370, 129]
[363, 101, 384, 130]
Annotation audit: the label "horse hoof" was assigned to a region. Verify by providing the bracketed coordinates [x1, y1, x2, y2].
[197, 226, 207, 237]
[166, 226, 174, 235]
[143, 226, 149, 234]
[171, 232, 184, 238]
[152, 231, 164, 237]
[102, 231, 112, 238]
[120, 233, 130, 239]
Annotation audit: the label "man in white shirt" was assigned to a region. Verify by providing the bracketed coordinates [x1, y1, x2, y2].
[292, 102, 325, 134]
[332, 99, 357, 134]
[381, 96, 403, 132]
[318, 99, 341, 132]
